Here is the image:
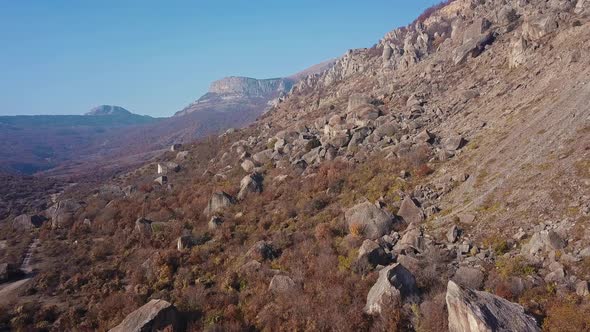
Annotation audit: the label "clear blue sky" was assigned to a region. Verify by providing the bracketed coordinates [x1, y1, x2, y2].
[0, 1, 441, 117]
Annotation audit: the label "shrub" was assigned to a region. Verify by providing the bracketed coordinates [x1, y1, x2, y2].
[349, 223, 365, 237]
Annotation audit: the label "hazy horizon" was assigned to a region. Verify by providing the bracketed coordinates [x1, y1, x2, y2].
[0, 1, 441, 117]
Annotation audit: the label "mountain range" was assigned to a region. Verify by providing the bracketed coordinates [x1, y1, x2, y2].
[0, 62, 334, 176]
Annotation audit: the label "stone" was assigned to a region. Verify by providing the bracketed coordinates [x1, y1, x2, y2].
[135, 218, 153, 238]
[12, 214, 46, 230]
[170, 144, 182, 152]
[523, 15, 559, 40]
[447, 225, 460, 243]
[109, 299, 179, 332]
[49, 199, 82, 229]
[176, 151, 189, 160]
[358, 240, 391, 267]
[364, 263, 418, 315]
[269, 275, 299, 294]
[452, 266, 485, 290]
[397, 197, 424, 224]
[345, 201, 395, 240]
[246, 241, 278, 261]
[521, 230, 566, 255]
[154, 176, 167, 185]
[576, 0, 589, 14]
[241, 159, 256, 173]
[459, 213, 476, 225]
[458, 243, 471, 255]
[208, 216, 223, 230]
[415, 129, 433, 143]
[177, 235, 194, 251]
[443, 135, 466, 151]
[348, 93, 372, 112]
[203, 192, 236, 216]
[509, 36, 529, 69]
[576, 281, 589, 297]
[446, 280, 540, 332]
[237, 173, 264, 200]
[0, 263, 18, 283]
[453, 32, 495, 65]
[374, 122, 397, 139]
[395, 223, 425, 253]
[252, 149, 274, 164]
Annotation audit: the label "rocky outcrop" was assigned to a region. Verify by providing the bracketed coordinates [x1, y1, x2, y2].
[109, 299, 179, 332]
[365, 263, 418, 315]
[446, 280, 540, 332]
[345, 201, 395, 240]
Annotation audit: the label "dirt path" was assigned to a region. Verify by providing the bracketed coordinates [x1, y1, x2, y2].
[0, 238, 39, 303]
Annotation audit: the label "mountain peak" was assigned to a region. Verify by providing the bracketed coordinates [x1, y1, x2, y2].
[85, 105, 132, 116]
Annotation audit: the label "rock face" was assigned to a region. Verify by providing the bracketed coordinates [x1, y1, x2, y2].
[109, 299, 179, 332]
[204, 192, 236, 216]
[345, 201, 395, 240]
[208, 77, 294, 99]
[446, 280, 540, 332]
[364, 263, 418, 315]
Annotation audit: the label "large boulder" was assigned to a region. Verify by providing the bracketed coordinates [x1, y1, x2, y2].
[109, 299, 179, 332]
[237, 173, 264, 200]
[12, 214, 46, 230]
[397, 197, 424, 224]
[364, 263, 418, 315]
[345, 201, 395, 240]
[446, 280, 540, 332]
[203, 192, 236, 216]
[49, 199, 82, 229]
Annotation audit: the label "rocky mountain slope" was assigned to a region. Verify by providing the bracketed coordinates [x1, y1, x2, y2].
[1, 0, 590, 331]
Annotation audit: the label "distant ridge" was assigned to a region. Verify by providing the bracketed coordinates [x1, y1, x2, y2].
[85, 105, 133, 116]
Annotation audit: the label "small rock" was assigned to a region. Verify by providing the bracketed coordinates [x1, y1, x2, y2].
[447, 225, 460, 243]
[208, 216, 223, 230]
